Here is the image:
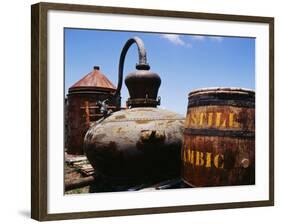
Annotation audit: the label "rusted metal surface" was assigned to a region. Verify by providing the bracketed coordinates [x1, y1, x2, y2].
[66, 66, 120, 155]
[125, 69, 161, 107]
[114, 37, 161, 108]
[182, 87, 255, 187]
[69, 66, 116, 93]
[84, 37, 185, 188]
[114, 37, 150, 98]
[85, 107, 185, 186]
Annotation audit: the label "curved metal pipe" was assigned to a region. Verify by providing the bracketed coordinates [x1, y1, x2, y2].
[114, 37, 150, 98]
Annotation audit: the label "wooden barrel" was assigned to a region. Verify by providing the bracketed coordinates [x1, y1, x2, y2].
[181, 88, 255, 187]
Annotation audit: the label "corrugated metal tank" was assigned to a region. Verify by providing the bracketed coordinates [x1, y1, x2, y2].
[66, 66, 120, 155]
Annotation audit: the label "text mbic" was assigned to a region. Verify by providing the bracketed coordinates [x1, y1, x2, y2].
[183, 147, 224, 169]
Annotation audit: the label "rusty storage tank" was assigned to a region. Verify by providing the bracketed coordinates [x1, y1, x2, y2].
[181, 87, 255, 187]
[66, 66, 120, 155]
[84, 37, 185, 188]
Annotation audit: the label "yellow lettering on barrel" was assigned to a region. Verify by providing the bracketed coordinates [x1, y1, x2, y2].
[195, 151, 205, 166]
[187, 149, 194, 164]
[205, 152, 212, 168]
[215, 112, 222, 127]
[188, 111, 241, 128]
[229, 113, 240, 128]
[208, 113, 213, 127]
[234, 116, 240, 128]
[229, 113, 234, 127]
[184, 149, 225, 169]
[191, 113, 198, 126]
[182, 147, 187, 163]
[184, 113, 190, 127]
[199, 113, 205, 126]
[214, 154, 224, 169]
[221, 118, 226, 128]
[183, 144, 188, 163]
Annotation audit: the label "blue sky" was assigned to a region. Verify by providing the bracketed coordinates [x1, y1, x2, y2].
[64, 28, 255, 115]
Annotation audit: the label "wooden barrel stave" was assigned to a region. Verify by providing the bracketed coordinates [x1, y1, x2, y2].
[182, 88, 255, 187]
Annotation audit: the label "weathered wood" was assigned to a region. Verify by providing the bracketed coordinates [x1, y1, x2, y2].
[65, 176, 95, 191]
[79, 164, 95, 176]
[182, 88, 255, 187]
[80, 105, 117, 109]
[65, 155, 87, 165]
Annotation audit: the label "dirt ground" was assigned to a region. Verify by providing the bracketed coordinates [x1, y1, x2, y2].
[64, 163, 90, 194]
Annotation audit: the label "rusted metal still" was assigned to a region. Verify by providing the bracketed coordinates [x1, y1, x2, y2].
[181, 87, 255, 187]
[84, 37, 185, 186]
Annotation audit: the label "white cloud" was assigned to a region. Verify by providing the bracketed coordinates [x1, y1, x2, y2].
[185, 43, 192, 48]
[161, 34, 192, 48]
[209, 36, 224, 42]
[191, 35, 206, 40]
[161, 34, 185, 46]
[160, 34, 223, 47]
[191, 35, 223, 42]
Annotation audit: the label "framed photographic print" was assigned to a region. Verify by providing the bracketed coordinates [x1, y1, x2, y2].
[31, 2, 274, 221]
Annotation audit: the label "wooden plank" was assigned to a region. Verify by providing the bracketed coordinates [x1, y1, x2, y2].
[65, 176, 95, 191]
